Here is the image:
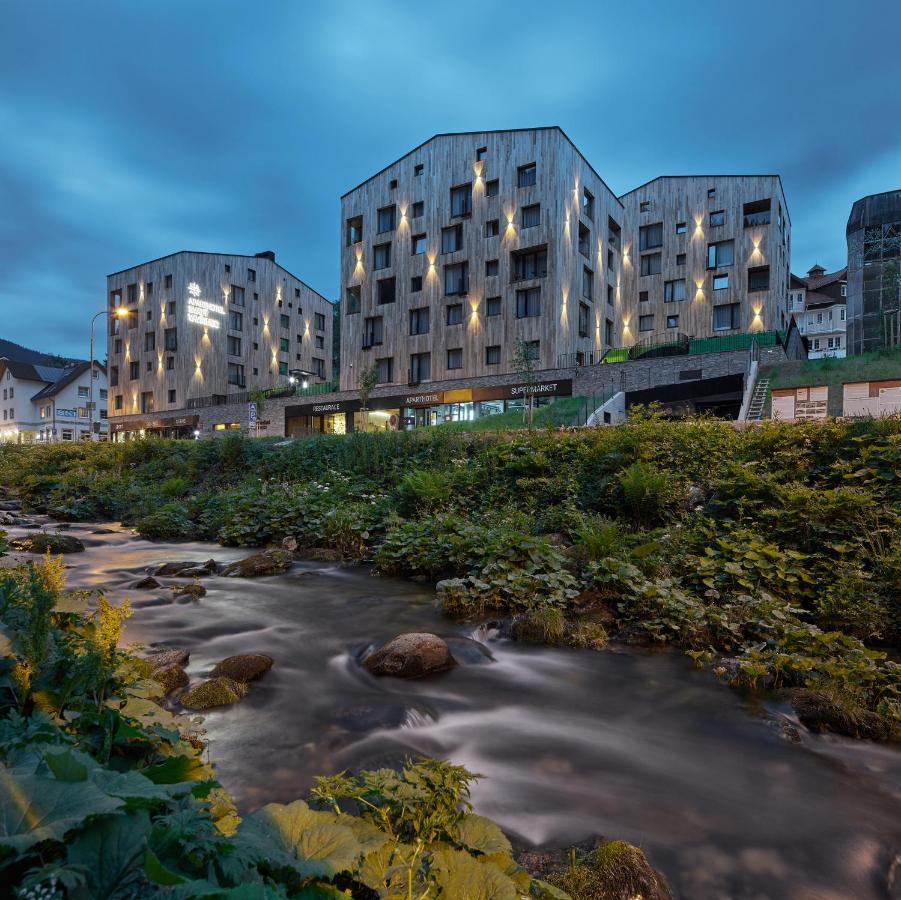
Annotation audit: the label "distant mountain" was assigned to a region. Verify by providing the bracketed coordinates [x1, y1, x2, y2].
[0, 338, 84, 368]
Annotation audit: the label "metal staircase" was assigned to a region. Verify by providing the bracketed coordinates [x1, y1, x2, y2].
[746, 378, 770, 421]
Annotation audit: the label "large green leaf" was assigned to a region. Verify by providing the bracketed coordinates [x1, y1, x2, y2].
[453, 813, 512, 856]
[430, 846, 519, 899]
[0, 769, 123, 852]
[238, 799, 364, 879]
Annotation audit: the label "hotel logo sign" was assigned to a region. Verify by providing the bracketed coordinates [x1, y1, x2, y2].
[187, 281, 226, 330]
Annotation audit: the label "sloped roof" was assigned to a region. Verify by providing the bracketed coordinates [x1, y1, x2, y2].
[30, 362, 98, 401]
[0, 359, 69, 383]
[790, 266, 847, 291]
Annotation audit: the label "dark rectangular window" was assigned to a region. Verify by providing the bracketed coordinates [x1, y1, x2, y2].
[713, 273, 730, 291]
[582, 188, 594, 221]
[315, 313, 326, 331]
[640, 253, 662, 276]
[675, 222, 687, 234]
[607, 284, 614, 306]
[164, 328, 177, 351]
[410, 276, 423, 292]
[446, 303, 464, 325]
[409, 351, 431, 382]
[486, 259, 499, 277]
[608, 216, 622, 250]
[578, 222, 590, 257]
[476, 146, 487, 160]
[376, 357, 393, 384]
[280, 313, 290, 329]
[748, 265, 770, 292]
[707, 240, 734, 268]
[522, 204, 540, 228]
[412, 233, 427, 255]
[414, 164, 423, 177]
[346, 215, 363, 245]
[666, 314, 679, 329]
[109, 366, 119, 386]
[441, 224, 463, 254]
[227, 335, 242, 356]
[639, 222, 663, 250]
[582, 266, 593, 300]
[450, 183, 472, 217]
[127, 283, 137, 304]
[639, 314, 655, 332]
[676, 253, 686, 266]
[512, 246, 547, 281]
[485, 219, 499, 238]
[485, 178, 499, 197]
[447, 348, 463, 370]
[377, 205, 396, 233]
[346, 286, 361, 314]
[228, 363, 245, 386]
[313, 357, 326, 378]
[578, 302, 589, 337]
[247, 268, 256, 282]
[515, 287, 540, 318]
[664, 279, 686, 302]
[410, 307, 430, 335]
[517, 163, 536, 187]
[229, 310, 243, 331]
[713, 302, 740, 331]
[166, 356, 174, 371]
[144, 331, 155, 352]
[231, 285, 245, 306]
[164, 274, 172, 290]
[377, 277, 396, 305]
[373, 242, 391, 270]
[279, 337, 289, 353]
[709, 209, 725, 227]
[486, 296, 501, 316]
[363, 316, 384, 347]
[639, 290, 649, 302]
[485, 345, 501, 365]
[141, 391, 154, 414]
[444, 262, 468, 296]
[605, 318, 614, 346]
[743, 198, 772, 227]
[412, 201, 424, 217]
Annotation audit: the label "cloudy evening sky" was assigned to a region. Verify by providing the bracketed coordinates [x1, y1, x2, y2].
[1, 0, 899, 358]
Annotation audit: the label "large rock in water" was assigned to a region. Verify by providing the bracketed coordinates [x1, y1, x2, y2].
[133, 575, 161, 590]
[221, 549, 293, 578]
[172, 582, 206, 601]
[180, 677, 247, 710]
[362, 633, 456, 678]
[10, 532, 85, 554]
[152, 664, 189, 695]
[151, 559, 218, 578]
[211, 654, 273, 682]
[145, 647, 190, 669]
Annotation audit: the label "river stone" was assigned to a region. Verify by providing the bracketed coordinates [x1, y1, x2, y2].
[362, 633, 456, 678]
[0, 500, 22, 511]
[211, 654, 273, 682]
[152, 664, 189, 695]
[151, 559, 218, 578]
[791, 689, 893, 741]
[91, 527, 117, 534]
[145, 647, 190, 669]
[9, 533, 85, 554]
[133, 575, 162, 590]
[221, 549, 293, 578]
[172, 582, 206, 601]
[180, 677, 247, 710]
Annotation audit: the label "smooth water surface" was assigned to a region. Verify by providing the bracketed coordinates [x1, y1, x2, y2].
[7, 521, 900, 899]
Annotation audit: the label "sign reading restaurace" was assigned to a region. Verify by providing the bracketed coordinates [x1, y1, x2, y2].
[186, 282, 226, 329]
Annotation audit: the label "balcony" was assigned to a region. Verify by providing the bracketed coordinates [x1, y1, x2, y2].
[743, 211, 771, 228]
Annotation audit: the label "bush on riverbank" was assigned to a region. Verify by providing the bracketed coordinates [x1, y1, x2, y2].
[0, 558, 562, 897]
[1, 414, 899, 739]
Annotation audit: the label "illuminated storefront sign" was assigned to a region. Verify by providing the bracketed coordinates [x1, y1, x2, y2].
[186, 282, 225, 329]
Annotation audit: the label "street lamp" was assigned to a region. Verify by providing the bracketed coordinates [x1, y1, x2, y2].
[89, 307, 129, 442]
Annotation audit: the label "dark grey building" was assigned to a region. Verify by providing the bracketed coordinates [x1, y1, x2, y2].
[846, 190, 901, 354]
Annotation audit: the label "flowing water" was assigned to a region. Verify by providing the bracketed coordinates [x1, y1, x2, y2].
[6, 522, 901, 899]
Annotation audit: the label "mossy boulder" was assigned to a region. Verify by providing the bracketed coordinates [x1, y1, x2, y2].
[180, 677, 247, 710]
[10, 532, 85, 554]
[791, 689, 896, 741]
[152, 664, 189, 695]
[145, 647, 190, 669]
[151, 559, 218, 578]
[221, 549, 293, 578]
[211, 654, 273, 682]
[363, 633, 456, 678]
[172, 582, 207, 601]
[547, 840, 671, 899]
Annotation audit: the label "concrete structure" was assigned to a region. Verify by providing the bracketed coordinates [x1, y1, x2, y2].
[619, 176, 791, 345]
[789, 264, 847, 358]
[846, 190, 901, 355]
[0, 359, 107, 442]
[106, 250, 333, 438]
[843, 379, 901, 416]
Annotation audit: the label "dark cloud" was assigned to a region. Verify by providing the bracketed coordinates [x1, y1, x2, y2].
[1, 0, 898, 355]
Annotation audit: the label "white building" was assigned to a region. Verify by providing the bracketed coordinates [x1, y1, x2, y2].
[789, 264, 847, 358]
[0, 360, 108, 443]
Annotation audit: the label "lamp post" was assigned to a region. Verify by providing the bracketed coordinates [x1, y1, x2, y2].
[89, 308, 129, 442]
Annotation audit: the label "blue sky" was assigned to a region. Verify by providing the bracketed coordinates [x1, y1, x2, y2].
[2, 0, 899, 358]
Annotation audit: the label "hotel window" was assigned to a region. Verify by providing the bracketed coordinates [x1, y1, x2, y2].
[476, 146, 488, 161]
[486, 259, 499, 277]
[485, 345, 501, 365]
[295, 288, 301, 298]
[375, 357, 393, 384]
[664, 279, 686, 302]
[607, 284, 614, 306]
[639, 200, 651, 213]
[485, 178, 499, 197]
[229, 310, 243, 331]
[247, 268, 256, 282]
[607, 249, 614, 271]
[315, 313, 326, 331]
[78, 385, 90, 398]
[414, 164, 424, 176]
[840, 307, 846, 320]
[446, 303, 464, 326]
[346, 215, 363, 245]
[640, 290, 649, 302]
[225, 264, 231, 274]
[410, 307, 430, 335]
[168, 389, 176, 404]
[110, 366, 119, 387]
[707, 187, 716, 200]
[639, 222, 663, 250]
[279, 338, 289, 353]
[582, 188, 594, 221]
[146, 281, 153, 296]
[389, 179, 397, 190]
[450, 183, 472, 217]
[412, 233, 427, 255]
[486, 296, 502, 316]
[231, 285, 245, 306]
[111, 289, 122, 308]
[713, 273, 729, 290]
[713, 302, 740, 331]
[640, 253, 662, 276]
[164, 274, 172, 291]
[578, 222, 590, 257]
[144, 332, 155, 352]
[140, 391, 154, 414]
[675, 222, 687, 234]
[743, 198, 771, 227]
[377, 277, 396, 304]
[707, 239, 734, 268]
[517, 163, 536, 187]
[447, 348, 463, 370]
[129, 361, 139, 380]
[444, 262, 469, 296]
[373, 242, 391, 270]
[748, 266, 770, 292]
[515, 287, 541, 318]
[607, 216, 622, 250]
[127, 283, 137, 304]
[227, 335, 242, 356]
[521, 204, 540, 228]
[578, 303, 590, 337]
[666, 314, 679, 329]
[710, 210, 725, 227]
[485, 219, 500, 238]
[676, 253, 686, 266]
[377, 205, 397, 233]
[167, 300, 176, 316]
[441, 224, 463, 254]
[278, 361, 288, 376]
[127, 309, 138, 330]
[412, 201, 424, 218]
[146, 309, 152, 321]
[363, 316, 383, 347]
[605, 318, 614, 346]
[115, 395, 123, 410]
[409, 351, 430, 382]
[512, 246, 547, 280]
[639, 315, 654, 332]
[166, 356, 174, 371]
[582, 266, 593, 300]
[315, 335, 325, 349]
[164, 328, 177, 351]
[410, 276, 423, 292]
[840, 284, 847, 298]
[280, 314, 290, 329]
[346, 286, 361, 314]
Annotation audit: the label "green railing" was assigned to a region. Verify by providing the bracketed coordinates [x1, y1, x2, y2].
[598, 330, 786, 365]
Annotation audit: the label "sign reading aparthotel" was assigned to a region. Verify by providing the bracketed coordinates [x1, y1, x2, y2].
[186, 282, 226, 329]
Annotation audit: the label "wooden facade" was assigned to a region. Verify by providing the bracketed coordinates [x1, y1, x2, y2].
[106, 251, 333, 421]
[619, 176, 791, 344]
[339, 128, 625, 392]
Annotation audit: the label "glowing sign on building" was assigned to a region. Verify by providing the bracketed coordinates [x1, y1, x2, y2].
[186, 282, 226, 329]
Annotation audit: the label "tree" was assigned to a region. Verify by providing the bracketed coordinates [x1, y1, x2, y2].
[512, 338, 539, 430]
[357, 365, 379, 432]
